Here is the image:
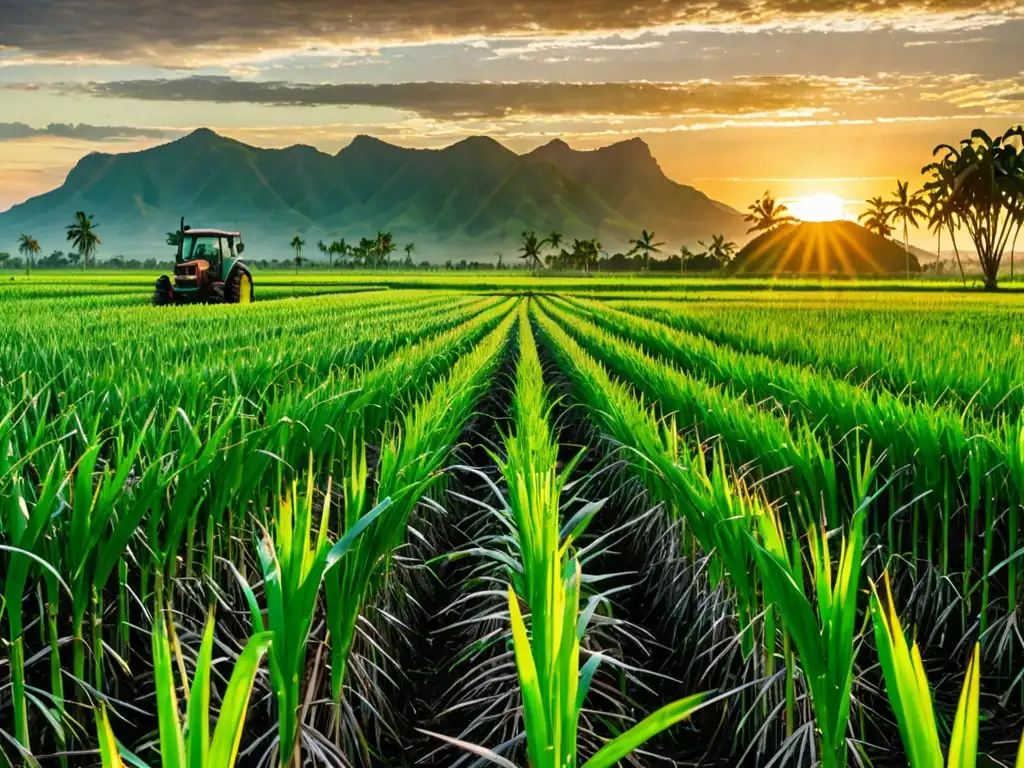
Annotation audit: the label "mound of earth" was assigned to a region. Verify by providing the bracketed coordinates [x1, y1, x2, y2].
[731, 220, 922, 276]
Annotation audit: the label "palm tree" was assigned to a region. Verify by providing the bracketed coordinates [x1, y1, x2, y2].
[166, 229, 183, 247]
[404, 243, 416, 268]
[889, 180, 927, 280]
[17, 233, 40, 277]
[377, 231, 395, 272]
[922, 194, 945, 276]
[679, 245, 696, 275]
[857, 197, 894, 239]
[66, 211, 100, 270]
[545, 231, 563, 264]
[519, 230, 543, 269]
[698, 234, 737, 266]
[745, 190, 797, 233]
[330, 239, 348, 271]
[317, 239, 328, 268]
[629, 229, 665, 272]
[290, 235, 305, 274]
[923, 127, 1024, 289]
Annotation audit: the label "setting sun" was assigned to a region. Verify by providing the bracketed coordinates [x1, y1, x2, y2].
[787, 193, 849, 222]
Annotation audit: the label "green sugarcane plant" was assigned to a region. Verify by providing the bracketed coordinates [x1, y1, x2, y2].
[94, 609, 273, 768]
[867, 572, 1024, 767]
[746, 443, 877, 768]
[237, 461, 391, 768]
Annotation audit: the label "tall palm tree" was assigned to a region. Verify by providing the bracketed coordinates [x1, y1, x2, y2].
[377, 231, 395, 272]
[66, 211, 100, 270]
[17, 233, 40, 277]
[404, 243, 416, 268]
[698, 234, 737, 266]
[629, 229, 665, 272]
[889, 180, 927, 280]
[679, 245, 696, 275]
[923, 127, 1024, 290]
[545, 231, 563, 264]
[922, 194, 945, 276]
[331, 239, 349, 271]
[519, 230, 543, 269]
[317, 239, 328, 268]
[290, 235, 305, 274]
[857, 197, 894, 239]
[744, 190, 797, 233]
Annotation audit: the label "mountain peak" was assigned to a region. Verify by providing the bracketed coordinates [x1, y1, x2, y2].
[180, 127, 225, 143]
[343, 134, 399, 151]
[607, 136, 653, 157]
[444, 135, 515, 155]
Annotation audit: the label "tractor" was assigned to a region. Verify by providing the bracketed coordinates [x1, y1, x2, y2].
[153, 219, 254, 305]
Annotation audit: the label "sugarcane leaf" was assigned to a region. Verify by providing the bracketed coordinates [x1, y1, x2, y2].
[948, 644, 981, 768]
[152, 609, 186, 768]
[186, 614, 216, 768]
[208, 631, 273, 768]
[581, 692, 711, 768]
[325, 496, 392, 570]
[414, 729, 520, 768]
[507, 586, 550, 768]
[95, 705, 127, 768]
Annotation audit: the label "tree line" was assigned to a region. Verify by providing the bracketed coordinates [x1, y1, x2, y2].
[517, 228, 738, 273]
[289, 232, 418, 273]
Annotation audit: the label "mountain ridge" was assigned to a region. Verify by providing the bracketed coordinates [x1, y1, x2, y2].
[0, 128, 745, 261]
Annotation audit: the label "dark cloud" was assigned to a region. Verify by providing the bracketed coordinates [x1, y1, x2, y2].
[0, 0, 1020, 63]
[74, 75, 868, 120]
[0, 122, 182, 141]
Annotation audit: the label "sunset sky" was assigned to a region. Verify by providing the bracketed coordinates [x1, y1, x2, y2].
[2, 0, 1023, 245]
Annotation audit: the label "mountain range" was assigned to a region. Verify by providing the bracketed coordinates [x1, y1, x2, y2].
[0, 129, 744, 261]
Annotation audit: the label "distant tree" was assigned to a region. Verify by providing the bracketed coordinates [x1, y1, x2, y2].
[582, 238, 600, 273]
[66, 211, 100, 270]
[745, 190, 796, 233]
[357, 237, 375, 268]
[889, 179, 927, 280]
[290, 234, 305, 274]
[0, 252, 9, 268]
[628, 229, 665, 272]
[167, 229, 184, 247]
[679, 245, 696, 274]
[18, 233, 41, 277]
[496, 252, 504, 269]
[404, 243, 416, 268]
[317, 239, 328, 265]
[545, 231, 563, 262]
[698, 234, 737, 266]
[377, 231, 395, 272]
[857, 197, 894, 239]
[67, 251, 80, 267]
[519, 230, 543, 269]
[331, 239, 349, 271]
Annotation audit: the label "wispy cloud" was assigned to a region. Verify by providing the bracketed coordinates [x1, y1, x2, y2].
[62, 74, 898, 121]
[0, 0, 1021, 66]
[0, 122, 183, 141]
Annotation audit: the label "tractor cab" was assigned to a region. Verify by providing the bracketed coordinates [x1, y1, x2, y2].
[153, 220, 254, 306]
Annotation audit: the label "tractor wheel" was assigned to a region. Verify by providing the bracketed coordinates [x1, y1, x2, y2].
[152, 275, 173, 306]
[225, 268, 254, 304]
